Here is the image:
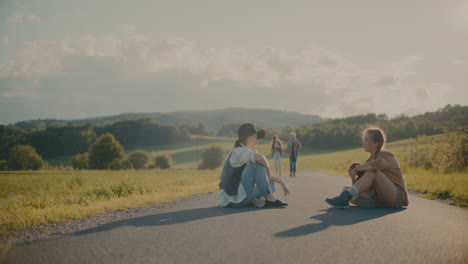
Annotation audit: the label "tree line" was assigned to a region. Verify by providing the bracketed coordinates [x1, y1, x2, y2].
[215, 105, 467, 149]
[294, 104, 467, 149]
[0, 118, 209, 160]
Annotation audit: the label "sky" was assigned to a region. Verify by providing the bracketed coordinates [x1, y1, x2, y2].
[0, 0, 467, 124]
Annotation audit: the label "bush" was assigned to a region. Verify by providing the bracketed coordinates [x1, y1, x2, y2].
[403, 132, 468, 172]
[441, 131, 467, 172]
[198, 146, 225, 170]
[72, 152, 89, 169]
[110, 180, 136, 197]
[404, 144, 439, 169]
[128, 150, 150, 169]
[88, 133, 125, 170]
[7, 145, 46, 170]
[0, 160, 7, 171]
[109, 158, 132, 170]
[154, 155, 172, 169]
[68, 174, 85, 189]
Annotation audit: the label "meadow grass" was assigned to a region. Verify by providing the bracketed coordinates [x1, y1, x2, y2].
[0, 169, 220, 236]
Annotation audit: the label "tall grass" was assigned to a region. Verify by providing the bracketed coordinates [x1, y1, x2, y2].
[0, 170, 220, 235]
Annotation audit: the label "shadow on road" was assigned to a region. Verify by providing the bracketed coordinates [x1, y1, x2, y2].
[274, 207, 405, 237]
[74, 206, 253, 236]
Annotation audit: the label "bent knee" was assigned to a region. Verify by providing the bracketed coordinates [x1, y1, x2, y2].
[246, 163, 265, 172]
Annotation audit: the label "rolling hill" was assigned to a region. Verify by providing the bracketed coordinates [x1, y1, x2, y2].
[12, 108, 322, 132]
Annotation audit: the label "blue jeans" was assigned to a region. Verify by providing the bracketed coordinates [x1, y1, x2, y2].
[273, 152, 281, 175]
[289, 155, 297, 173]
[230, 163, 276, 207]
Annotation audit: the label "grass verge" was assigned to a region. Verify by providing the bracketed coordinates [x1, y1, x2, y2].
[0, 169, 220, 236]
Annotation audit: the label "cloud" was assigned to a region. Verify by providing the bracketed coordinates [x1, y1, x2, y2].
[121, 24, 137, 34]
[0, 40, 75, 79]
[452, 60, 468, 65]
[6, 13, 41, 24]
[0, 37, 10, 46]
[27, 15, 41, 23]
[6, 13, 24, 24]
[0, 34, 461, 122]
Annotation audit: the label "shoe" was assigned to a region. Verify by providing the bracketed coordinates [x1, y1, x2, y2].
[325, 190, 353, 209]
[252, 198, 266, 208]
[265, 199, 288, 208]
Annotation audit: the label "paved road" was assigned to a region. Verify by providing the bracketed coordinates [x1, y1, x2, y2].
[4, 170, 468, 264]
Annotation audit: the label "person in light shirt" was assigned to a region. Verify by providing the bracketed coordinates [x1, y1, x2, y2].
[218, 123, 290, 208]
[271, 135, 283, 176]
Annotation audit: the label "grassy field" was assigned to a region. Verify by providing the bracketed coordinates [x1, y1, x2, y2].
[1, 134, 466, 236]
[0, 169, 220, 236]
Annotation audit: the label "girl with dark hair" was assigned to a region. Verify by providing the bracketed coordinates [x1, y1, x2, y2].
[325, 127, 409, 208]
[271, 135, 283, 176]
[219, 123, 290, 208]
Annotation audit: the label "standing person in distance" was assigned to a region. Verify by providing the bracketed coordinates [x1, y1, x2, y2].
[218, 123, 290, 208]
[271, 135, 283, 177]
[287, 132, 302, 177]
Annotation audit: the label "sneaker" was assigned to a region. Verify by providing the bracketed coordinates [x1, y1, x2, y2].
[325, 190, 353, 209]
[265, 199, 288, 208]
[252, 198, 266, 208]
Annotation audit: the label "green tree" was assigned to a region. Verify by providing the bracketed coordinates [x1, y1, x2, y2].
[128, 150, 150, 169]
[198, 146, 225, 170]
[109, 158, 132, 170]
[0, 160, 8, 171]
[154, 155, 172, 169]
[29, 124, 96, 158]
[72, 152, 89, 169]
[217, 123, 242, 137]
[0, 125, 28, 160]
[88, 133, 125, 169]
[8, 145, 46, 170]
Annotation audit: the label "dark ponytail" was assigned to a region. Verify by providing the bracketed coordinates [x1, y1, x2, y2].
[234, 139, 242, 148]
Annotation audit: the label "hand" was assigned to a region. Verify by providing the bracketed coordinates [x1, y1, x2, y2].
[279, 180, 290, 196]
[275, 178, 290, 196]
[348, 168, 357, 178]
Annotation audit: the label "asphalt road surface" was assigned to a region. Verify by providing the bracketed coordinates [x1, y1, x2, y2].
[4, 169, 468, 264]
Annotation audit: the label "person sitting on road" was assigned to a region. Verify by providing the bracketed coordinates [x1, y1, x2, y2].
[325, 127, 409, 209]
[219, 123, 290, 208]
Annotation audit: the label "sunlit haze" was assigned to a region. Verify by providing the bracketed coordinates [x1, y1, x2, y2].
[0, 0, 467, 124]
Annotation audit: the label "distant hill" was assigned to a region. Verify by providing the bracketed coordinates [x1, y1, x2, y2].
[12, 108, 322, 132]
